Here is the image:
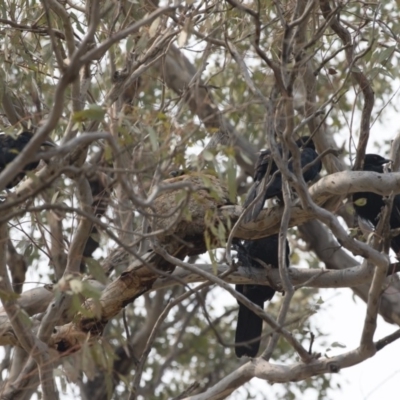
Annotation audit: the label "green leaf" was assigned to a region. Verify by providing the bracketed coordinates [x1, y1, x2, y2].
[202, 150, 214, 161]
[226, 158, 237, 203]
[376, 45, 396, 65]
[104, 144, 113, 163]
[331, 341, 346, 348]
[370, 67, 394, 80]
[149, 17, 160, 38]
[148, 126, 159, 152]
[136, 32, 150, 52]
[72, 104, 106, 122]
[351, 66, 362, 73]
[86, 259, 108, 284]
[80, 281, 102, 300]
[51, 191, 59, 204]
[15, 308, 32, 327]
[0, 289, 20, 302]
[178, 30, 188, 48]
[23, 243, 34, 258]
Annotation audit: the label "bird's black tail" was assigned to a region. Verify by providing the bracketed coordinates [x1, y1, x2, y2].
[235, 284, 275, 358]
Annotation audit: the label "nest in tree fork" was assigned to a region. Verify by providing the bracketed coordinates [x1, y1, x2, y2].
[149, 172, 232, 256]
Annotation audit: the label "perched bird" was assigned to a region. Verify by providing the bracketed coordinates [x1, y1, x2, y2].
[353, 154, 391, 223]
[0, 131, 55, 189]
[353, 153, 400, 255]
[243, 136, 322, 223]
[234, 234, 290, 358]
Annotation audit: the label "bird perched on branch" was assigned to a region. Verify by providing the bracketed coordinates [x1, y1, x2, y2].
[243, 136, 322, 223]
[234, 234, 290, 357]
[150, 170, 232, 257]
[0, 131, 55, 189]
[353, 153, 400, 255]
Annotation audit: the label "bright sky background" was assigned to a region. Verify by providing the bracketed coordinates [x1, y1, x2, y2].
[318, 288, 400, 400]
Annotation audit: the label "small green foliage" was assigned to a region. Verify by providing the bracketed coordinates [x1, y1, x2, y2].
[72, 105, 106, 123]
[86, 259, 108, 284]
[226, 157, 237, 203]
[331, 342, 346, 349]
[80, 281, 103, 301]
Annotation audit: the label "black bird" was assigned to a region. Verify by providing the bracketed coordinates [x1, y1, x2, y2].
[353, 154, 390, 223]
[234, 234, 290, 357]
[0, 131, 54, 189]
[353, 153, 400, 255]
[243, 136, 322, 223]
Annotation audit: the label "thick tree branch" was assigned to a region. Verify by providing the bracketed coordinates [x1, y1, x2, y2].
[2, 169, 400, 350]
[183, 344, 377, 400]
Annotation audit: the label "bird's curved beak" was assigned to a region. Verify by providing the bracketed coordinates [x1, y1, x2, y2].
[379, 158, 392, 165]
[42, 140, 56, 148]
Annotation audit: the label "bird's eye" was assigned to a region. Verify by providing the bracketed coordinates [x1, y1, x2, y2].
[354, 198, 367, 206]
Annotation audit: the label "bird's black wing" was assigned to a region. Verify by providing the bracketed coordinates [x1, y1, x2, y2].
[353, 154, 388, 225]
[0, 131, 55, 189]
[242, 149, 278, 223]
[0, 136, 17, 169]
[352, 154, 400, 257]
[300, 147, 322, 183]
[254, 146, 321, 211]
[354, 192, 400, 257]
[234, 235, 289, 357]
[242, 139, 321, 223]
[0, 134, 36, 188]
[353, 191, 384, 226]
